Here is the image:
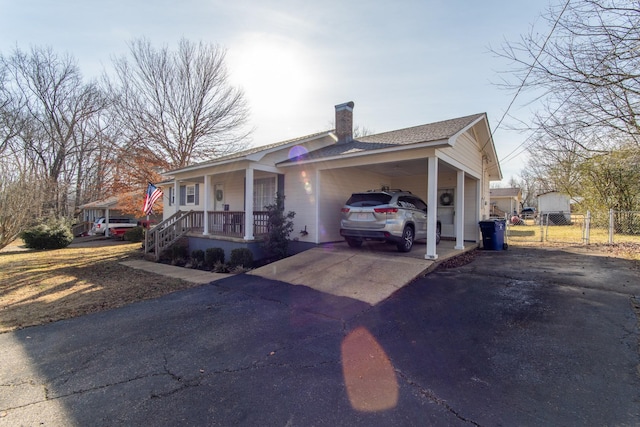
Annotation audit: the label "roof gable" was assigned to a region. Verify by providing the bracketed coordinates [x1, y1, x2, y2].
[280, 113, 489, 163]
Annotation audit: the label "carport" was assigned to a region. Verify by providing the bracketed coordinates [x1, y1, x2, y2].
[279, 109, 501, 260]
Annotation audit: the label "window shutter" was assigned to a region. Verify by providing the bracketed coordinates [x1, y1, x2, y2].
[180, 185, 186, 205]
[277, 174, 285, 196]
[195, 184, 200, 205]
[168, 187, 173, 206]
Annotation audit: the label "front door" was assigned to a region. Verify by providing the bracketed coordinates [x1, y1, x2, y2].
[437, 189, 455, 237]
[214, 183, 225, 211]
[213, 183, 225, 231]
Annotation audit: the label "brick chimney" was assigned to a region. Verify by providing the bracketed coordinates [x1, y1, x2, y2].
[335, 101, 354, 144]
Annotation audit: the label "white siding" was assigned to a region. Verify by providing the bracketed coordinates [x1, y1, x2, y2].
[464, 176, 479, 242]
[492, 198, 519, 216]
[440, 131, 483, 176]
[284, 165, 319, 244]
[538, 192, 570, 213]
[316, 167, 386, 243]
[218, 171, 246, 211]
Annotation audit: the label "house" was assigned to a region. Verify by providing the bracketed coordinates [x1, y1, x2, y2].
[489, 187, 522, 218]
[148, 102, 502, 261]
[77, 192, 159, 236]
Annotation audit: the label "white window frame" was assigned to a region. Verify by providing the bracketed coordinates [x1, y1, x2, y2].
[254, 177, 276, 210]
[186, 184, 196, 205]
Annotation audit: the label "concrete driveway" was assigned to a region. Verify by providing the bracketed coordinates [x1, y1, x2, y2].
[1, 245, 639, 425]
[247, 240, 469, 305]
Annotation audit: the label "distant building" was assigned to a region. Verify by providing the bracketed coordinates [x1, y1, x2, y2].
[538, 191, 571, 223]
[489, 187, 522, 218]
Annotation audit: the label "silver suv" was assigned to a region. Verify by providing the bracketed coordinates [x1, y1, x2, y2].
[340, 189, 441, 252]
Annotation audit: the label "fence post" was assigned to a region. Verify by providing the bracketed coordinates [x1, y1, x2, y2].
[584, 211, 590, 245]
[540, 212, 545, 242]
[608, 209, 614, 244]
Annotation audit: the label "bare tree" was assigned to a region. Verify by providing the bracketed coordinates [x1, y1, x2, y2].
[497, 0, 640, 149]
[0, 159, 44, 249]
[496, 0, 640, 212]
[0, 62, 24, 155]
[1, 46, 107, 217]
[108, 38, 250, 168]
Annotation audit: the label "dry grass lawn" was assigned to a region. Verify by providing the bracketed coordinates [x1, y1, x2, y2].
[0, 238, 203, 333]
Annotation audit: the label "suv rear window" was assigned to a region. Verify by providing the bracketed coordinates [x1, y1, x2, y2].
[345, 193, 392, 207]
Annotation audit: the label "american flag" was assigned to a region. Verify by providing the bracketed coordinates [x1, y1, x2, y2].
[143, 183, 163, 215]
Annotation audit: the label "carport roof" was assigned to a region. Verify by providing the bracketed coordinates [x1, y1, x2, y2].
[279, 113, 487, 163]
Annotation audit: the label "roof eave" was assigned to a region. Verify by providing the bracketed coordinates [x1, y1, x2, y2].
[165, 131, 334, 176]
[277, 139, 450, 167]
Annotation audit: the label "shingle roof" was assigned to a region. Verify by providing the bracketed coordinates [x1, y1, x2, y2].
[166, 130, 333, 174]
[285, 113, 485, 162]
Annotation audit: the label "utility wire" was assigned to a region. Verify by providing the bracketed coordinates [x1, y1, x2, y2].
[486, 0, 572, 158]
[499, 0, 635, 165]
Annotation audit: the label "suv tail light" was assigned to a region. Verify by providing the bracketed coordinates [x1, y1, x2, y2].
[374, 208, 398, 214]
[341, 208, 350, 213]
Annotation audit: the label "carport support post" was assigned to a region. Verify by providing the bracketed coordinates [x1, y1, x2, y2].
[425, 156, 438, 260]
[455, 170, 465, 250]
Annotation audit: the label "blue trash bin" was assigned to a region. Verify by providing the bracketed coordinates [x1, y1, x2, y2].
[479, 219, 507, 250]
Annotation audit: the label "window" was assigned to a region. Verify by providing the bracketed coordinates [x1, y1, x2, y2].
[186, 185, 196, 205]
[254, 177, 276, 210]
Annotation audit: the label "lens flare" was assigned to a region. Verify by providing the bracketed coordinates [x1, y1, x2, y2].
[288, 145, 308, 161]
[341, 327, 399, 412]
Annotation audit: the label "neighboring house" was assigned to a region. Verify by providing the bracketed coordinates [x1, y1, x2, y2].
[77, 192, 159, 236]
[78, 194, 128, 225]
[489, 187, 522, 218]
[149, 101, 502, 261]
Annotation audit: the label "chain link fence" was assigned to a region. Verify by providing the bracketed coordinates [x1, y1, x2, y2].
[589, 210, 640, 244]
[505, 210, 640, 246]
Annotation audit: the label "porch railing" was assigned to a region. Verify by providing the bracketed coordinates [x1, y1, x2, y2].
[205, 211, 269, 238]
[145, 210, 270, 260]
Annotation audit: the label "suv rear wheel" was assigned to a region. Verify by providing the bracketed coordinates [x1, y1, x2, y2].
[397, 226, 414, 252]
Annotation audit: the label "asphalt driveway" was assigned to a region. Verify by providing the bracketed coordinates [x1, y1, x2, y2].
[1, 246, 639, 426]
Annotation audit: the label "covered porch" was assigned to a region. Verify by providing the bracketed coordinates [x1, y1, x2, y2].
[145, 208, 272, 259]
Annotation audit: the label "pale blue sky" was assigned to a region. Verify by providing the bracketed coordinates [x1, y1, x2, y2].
[0, 0, 552, 182]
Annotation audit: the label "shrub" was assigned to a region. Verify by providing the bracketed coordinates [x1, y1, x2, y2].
[262, 192, 295, 260]
[20, 219, 74, 250]
[212, 261, 228, 273]
[124, 226, 144, 243]
[170, 244, 189, 265]
[191, 249, 205, 268]
[205, 247, 225, 269]
[229, 248, 253, 270]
